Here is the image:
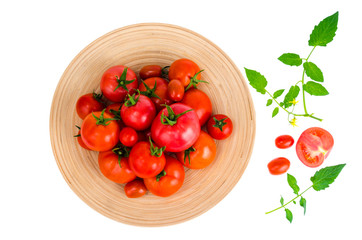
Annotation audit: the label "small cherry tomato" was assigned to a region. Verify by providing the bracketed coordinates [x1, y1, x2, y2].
[267, 157, 290, 175]
[207, 114, 233, 140]
[181, 89, 212, 126]
[119, 127, 138, 147]
[296, 127, 334, 168]
[139, 65, 162, 80]
[167, 79, 184, 101]
[168, 58, 203, 88]
[144, 156, 185, 197]
[138, 77, 173, 111]
[124, 179, 147, 198]
[76, 93, 105, 119]
[275, 135, 294, 149]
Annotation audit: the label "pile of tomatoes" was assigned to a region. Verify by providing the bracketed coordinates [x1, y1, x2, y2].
[75, 58, 233, 198]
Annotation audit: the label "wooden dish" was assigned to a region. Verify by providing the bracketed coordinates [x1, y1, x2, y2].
[49, 23, 255, 227]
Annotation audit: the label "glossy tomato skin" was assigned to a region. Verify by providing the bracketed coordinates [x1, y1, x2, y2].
[275, 135, 294, 149]
[124, 179, 147, 198]
[129, 141, 166, 178]
[267, 157, 290, 175]
[296, 127, 334, 168]
[139, 65, 162, 80]
[98, 151, 136, 184]
[100, 65, 138, 102]
[76, 93, 105, 119]
[80, 111, 120, 151]
[176, 131, 216, 169]
[75, 130, 91, 150]
[121, 95, 156, 131]
[119, 127, 138, 147]
[167, 79, 184, 102]
[168, 58, 201, 87]
[138, 77, 173, 111]
[151, 103, 200, 152]
[181, 89, 212, 126]
[144, 156, 185, 197]
[207, 114, 233, 140]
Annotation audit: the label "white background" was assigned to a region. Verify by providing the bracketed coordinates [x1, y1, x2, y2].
[1, 1, 361, 239]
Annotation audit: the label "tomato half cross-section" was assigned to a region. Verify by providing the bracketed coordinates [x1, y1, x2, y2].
[296, 127, 334, 168]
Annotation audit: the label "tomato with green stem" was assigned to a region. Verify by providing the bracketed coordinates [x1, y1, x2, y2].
[167, 79, 184, 102]
[119, 127, 138, 147]
[168, 58, 206, 89]
[181, 89, 212, 126]
[144, 156, 185, 197]
[100, 65, 138, 102]
[80, 109, 120, 151]
[124, 179, 147, 198]
[267, 157, 290, 175]
[139, 65, 162, 80]
[138, 77, 172, 111]
[207, 114, 233, 140]
[76, 92, 105, 119]
[151, 103, 200, 152]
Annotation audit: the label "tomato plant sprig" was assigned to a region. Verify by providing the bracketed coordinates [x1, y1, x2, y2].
[266, 164, 346, 223]
[245, 11, 339, 126]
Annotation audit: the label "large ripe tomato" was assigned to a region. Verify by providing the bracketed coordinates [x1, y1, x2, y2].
[144, 156, 185, 197]
[176, 131, 216, 169]
[139, 65, 162, 80]
[129, 140, 166, 178]
[98, 150, 136, 184]
[80, 109, 120, 151]
[124, 179, 147, 198]
[267, 157, 290, 175]
[151, 103, 200, 152]
[296, 127, 334, 168]
[275, 135, 294, 149]
[76, 93, 105, 119]
[100, 65, 138, 102]
[168, 58, 204, 88]
[121, 93, 156, 131]
[167, 79, 184, 102]
[181, 89, 212, 126]
[138, 77, 173, 111]
[206, 114, 233, 140]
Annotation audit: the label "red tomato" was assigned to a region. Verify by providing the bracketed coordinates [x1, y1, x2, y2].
[119, 127, 138, 147]
[151, 103, 200, 152]
[105, 103, 122, 120]
[296, 127, 334, 168]
[167, 79, 184, 102]
[267, 157, 290, 175]
[76, 93, 105, 119]
[206, 114, 233, 140]
[121, 93, 156, 131]
[100, 65, 138, 102]
[176, 131, 216, 169]
[74, 126, 91, 150]
[124, 179, 147, 198]
[168, 58, 202, 88]
[144, 156, 185, 197]
[138, 77, 173, 111]
[275, 135, 294, 149]
[129, 141, 166, 178]
[139, 65, 162, 80]
[98, 151, 136, 184]
[181, 89, 212, 126]
[80, 109, 120, 151]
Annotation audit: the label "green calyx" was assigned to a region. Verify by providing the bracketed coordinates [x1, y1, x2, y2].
[161, 66, 170, 79]
[92, 91, 104, 103]
[114, 67, 136, 92]
[185, 69, 208, 90]
[112, 144, 131, 168]
[160, 104, 193, 126]
[156, 170, 167, 182]
[73, 125, 81, 137]
[124, 90, 141, 107]
[149, 137, 165, 158]
[212, 117, 228, 132]
[139, 80, 161, 100]
[92, 109, 117, 126]
[184, 146, 196, 165]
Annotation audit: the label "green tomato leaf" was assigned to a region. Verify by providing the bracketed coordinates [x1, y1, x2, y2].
[273, 89, 285, 99]
[266, 99, 273, 106]
[278, 53, 303, 66]
[309, 11, 339, 47]
[272, 107, 279, 118]
[280, 196, 284, 206]
[304, 81, 329, 96]
[244, 68, 268, 94]
[303, 62, 324, 82]
[282, 85, 300, 108]
[287, 174, 300, 195]
[310, 164, 346, 191]
[300, 196, 307, 215]
[285, 208, 293, 223]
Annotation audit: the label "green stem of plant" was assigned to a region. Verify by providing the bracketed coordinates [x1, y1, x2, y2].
[265, 185, 313, 214]
[301, 46, 317, 115]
